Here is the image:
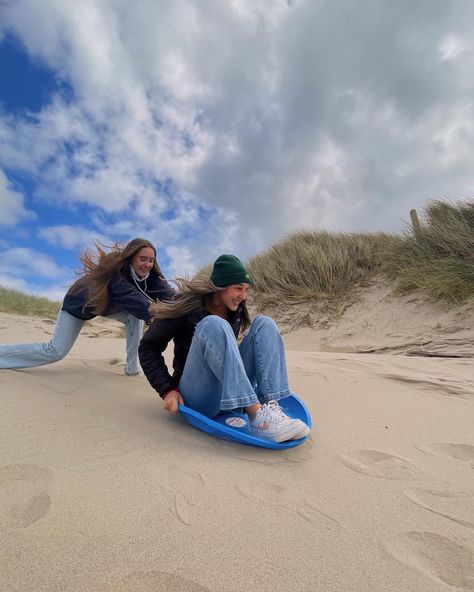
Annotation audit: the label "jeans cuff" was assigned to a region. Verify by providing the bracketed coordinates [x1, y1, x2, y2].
[220, 393, 260, 410]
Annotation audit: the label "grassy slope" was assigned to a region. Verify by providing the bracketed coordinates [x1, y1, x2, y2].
[249, 199, 474, 309]
[0, 286, 61, 319]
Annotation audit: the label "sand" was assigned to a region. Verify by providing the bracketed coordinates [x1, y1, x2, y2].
[0, 301, 473, 592]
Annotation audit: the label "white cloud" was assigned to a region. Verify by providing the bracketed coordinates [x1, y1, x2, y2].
[0, 0, 474, 287]
[0, 247, 64, 279]
[0, 273, 30, 292]
[37, 225, 111, 250]
[165, 245, 198, 278]
[0, 170, 36, 226]
[439, 35, 470, 61]
[0, 273, 65, 302]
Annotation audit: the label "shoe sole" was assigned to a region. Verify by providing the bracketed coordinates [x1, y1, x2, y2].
[290, 419, 310, 440]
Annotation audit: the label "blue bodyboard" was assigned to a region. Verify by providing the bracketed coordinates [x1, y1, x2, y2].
[178, 394, 311, 449]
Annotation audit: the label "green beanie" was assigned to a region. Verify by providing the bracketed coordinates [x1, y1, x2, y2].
[210, 254, 253, 287]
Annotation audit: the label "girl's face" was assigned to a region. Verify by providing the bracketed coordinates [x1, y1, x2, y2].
[130, 247, 155, 278]
[216, 283, 250, 311]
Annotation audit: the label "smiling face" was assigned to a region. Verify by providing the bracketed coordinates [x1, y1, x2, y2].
[130, 247, 155, 278]
[215, 283, 250, 311]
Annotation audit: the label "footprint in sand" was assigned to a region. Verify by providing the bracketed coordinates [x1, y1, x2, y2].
[81, 358, 125, 372]
[0, 464, 53, 532]
[384, 374, 472, 398]
[236, 482, 339, 530]
[114, 570, 210, 591]
[161, 465, 207, 526]
[420, 443, 474, 466]
[404, 488, 474, 528]
[384, 531, 474, 590]
[341, 450, 422, 479]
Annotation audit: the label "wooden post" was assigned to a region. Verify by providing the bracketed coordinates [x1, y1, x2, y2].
[410, 208, 421, 235]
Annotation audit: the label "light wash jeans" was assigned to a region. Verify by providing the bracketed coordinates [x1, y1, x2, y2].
[179, 315, 290, 418]
[0, 309, 145, 374]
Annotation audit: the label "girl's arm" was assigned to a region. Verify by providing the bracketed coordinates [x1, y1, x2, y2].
[146, 276, 176, 302]
[108, 277, 153, 321]
[138, 317, 182, 396]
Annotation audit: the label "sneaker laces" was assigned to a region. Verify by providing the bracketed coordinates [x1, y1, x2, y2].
[259, 400, 289, 425]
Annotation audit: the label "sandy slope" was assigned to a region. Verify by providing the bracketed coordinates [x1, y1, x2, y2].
[279, 282, 473, 358]
[0, 306, 473, 592]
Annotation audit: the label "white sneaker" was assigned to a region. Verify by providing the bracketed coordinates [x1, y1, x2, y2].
[124, 369, 142, 376]
[249, 400, 310, 443]
[292, 420, 311, 439]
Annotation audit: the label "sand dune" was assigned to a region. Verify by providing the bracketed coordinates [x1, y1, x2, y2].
[0, 305, 473, 592]
[277, 282, 474, 358]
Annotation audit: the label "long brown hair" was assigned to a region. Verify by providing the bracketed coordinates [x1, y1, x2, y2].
[74, 238, 164, 315]
[150, 274, 251, 335]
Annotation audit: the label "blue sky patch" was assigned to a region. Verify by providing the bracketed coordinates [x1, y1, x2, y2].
[0, 34, 72, 113]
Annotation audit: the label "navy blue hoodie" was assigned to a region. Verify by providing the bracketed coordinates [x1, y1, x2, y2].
[62, 270, 174, 322]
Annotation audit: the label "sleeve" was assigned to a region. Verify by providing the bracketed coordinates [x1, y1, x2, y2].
[155, 279, 176, 302]
[144, 274, 175, 303]
[138, 317, 181, 397]
[108, 277, 153, 322]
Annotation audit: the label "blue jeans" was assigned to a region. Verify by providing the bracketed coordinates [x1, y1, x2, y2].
[179, 315, 290, 418]
[0, 309, 144, 374]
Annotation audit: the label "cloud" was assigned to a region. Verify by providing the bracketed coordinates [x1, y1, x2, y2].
[0, 246, 71, 301]
[0, 170, 36, 226]
[0, 273, 65, 301]
[165, 245, 198, 278]
[37, 224, 112, 250]
[0, 247, 64, 279]
[0, 0, 474, 288]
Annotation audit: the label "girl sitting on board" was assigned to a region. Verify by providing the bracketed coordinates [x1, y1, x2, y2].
[139, 254, 310, 442]
[0, 238, 173, 375]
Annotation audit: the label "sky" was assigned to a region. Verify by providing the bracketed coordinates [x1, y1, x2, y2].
[1, 0, 473, 301]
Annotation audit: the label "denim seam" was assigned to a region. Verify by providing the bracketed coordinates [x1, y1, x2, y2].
[252, 328, 271, 394]
[200, 339, 225, 372]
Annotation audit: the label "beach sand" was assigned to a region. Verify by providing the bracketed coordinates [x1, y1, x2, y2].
[0, 306, 473, 592]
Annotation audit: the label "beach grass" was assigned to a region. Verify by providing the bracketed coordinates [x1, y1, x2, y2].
[247, 199, 473, 309]
[381, 199, 474, 302]
[0, 286, 61, 319]
[247, 230, 389, 303]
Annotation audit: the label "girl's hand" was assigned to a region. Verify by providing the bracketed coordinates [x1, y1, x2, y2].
[163, 389, 184, 414]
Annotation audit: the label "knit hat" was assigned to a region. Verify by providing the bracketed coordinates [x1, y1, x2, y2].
[210, 254, 253, 287]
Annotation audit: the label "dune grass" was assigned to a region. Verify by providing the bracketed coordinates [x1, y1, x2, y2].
[247, 231, 389, 304]
[381, 199, 474, 303]
[245, 230, 394, 326]
[247, 199, 473, 311]
[0, 286, 61, 319]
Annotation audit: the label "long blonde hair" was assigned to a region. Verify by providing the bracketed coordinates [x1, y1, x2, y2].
[150, 274, 251, 335]
[72, 238, 164, 315]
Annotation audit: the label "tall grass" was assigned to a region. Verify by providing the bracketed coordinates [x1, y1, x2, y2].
[248, 231, 389, 303]
[245, 230, 395, 326]
[382, 199, 474, 302]
[0, 286, 61, 319]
